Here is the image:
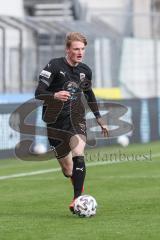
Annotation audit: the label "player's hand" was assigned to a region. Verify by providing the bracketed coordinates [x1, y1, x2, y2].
[54, 91, 71, 102]
[96, 117, 109, 137]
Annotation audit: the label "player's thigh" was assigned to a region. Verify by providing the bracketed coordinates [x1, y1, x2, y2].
[70, 134, 86, 156]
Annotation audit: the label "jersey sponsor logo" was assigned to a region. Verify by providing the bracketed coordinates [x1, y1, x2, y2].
[40, 70, 51, 79]
[80, 73, 85, 80]
[60, 70, 66, 77]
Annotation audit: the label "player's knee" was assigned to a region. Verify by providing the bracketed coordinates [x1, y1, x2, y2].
[72, 149, 84, 157]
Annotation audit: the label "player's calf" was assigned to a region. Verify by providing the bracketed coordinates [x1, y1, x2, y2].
[71, 156, 86, 199]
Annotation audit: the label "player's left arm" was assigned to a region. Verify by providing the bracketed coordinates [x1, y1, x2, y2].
[83, 67, 109, 137]
[84, 89, 109, 137]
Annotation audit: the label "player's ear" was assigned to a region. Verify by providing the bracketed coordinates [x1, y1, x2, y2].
[65, 47, 69, 55]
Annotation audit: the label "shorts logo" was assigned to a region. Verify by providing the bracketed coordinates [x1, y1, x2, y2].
[80, 73, 85, 80]
[40, 70, 51, 79]
[50, 145, 58, 157]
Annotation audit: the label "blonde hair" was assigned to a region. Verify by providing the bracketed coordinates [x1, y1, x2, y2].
[65, 32, 87, 48]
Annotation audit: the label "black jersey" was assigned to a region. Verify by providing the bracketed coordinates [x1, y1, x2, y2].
[35, 57, 101, 123]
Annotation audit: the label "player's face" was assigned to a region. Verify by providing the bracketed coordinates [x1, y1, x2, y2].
[66, 41, 85, 65]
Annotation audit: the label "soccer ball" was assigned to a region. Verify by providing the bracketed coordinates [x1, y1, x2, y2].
[117, 135, 129, 147]
[33, 143, 47, 154]
[74, 195, 97, 217]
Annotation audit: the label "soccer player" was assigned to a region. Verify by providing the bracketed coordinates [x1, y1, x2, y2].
[35, 32, 108, 213]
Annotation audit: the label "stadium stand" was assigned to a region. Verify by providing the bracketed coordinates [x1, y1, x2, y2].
[120, 38, 159, 98]
[24, 0, 74, 20]
[0, 0, 160, 97]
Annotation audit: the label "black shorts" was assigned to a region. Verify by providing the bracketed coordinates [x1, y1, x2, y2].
[47, 115, 86, 159]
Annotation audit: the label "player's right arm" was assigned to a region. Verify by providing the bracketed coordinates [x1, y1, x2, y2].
[35, 60, 70, 102]
[35, 60, 55, 101]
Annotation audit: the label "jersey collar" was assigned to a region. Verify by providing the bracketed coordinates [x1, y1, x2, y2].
[63, 57, 79, 67]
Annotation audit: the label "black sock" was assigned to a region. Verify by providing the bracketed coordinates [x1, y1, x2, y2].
[72, 156, 86, 199]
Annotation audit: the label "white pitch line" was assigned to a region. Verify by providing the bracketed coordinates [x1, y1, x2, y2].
[0, 168, 61, 180]
[0, 160, 127, 180]
[0, 152, 159, 181]
[0, 161, 116, 181]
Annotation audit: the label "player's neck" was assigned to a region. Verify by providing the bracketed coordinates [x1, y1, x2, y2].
[65, 56, 79, 67]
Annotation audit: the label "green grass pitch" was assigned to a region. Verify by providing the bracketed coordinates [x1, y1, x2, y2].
[0, 141, 160, 240]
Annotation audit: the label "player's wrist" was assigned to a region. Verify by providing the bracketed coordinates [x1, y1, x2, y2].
[94, 111, 101, 119]
[53, 92, 58, 100]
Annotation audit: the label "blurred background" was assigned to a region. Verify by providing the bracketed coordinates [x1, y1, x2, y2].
[0, 0, 160, 158]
